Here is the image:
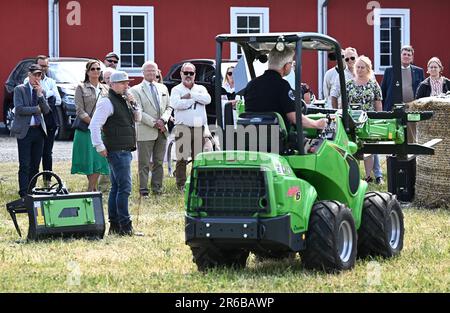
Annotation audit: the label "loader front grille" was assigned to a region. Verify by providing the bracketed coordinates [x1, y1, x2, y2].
[189, 167, 269, 216]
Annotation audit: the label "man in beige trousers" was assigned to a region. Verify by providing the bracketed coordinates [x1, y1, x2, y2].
[130, 61, 172, 196]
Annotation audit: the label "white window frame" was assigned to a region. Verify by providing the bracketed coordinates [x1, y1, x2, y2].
[113, 6, 154, 76]
[230, 7, 269, 59]
[373, 8, 410, 75]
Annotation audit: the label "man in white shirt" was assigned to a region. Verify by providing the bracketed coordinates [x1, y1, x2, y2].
[322, 51, 344, 108]
[170, 62, 211, 191]
[89, 71, 142, 236]
[330, 47, 358, 109]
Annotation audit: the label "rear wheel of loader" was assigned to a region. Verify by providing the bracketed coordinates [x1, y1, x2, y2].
[302, 200, 357, 272]
[358, 192, 404, 258]
[191, 246, 249, 272]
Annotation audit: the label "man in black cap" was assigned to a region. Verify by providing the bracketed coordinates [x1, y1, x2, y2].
[104, 52, 119, 69]
[10, 64, 50, 197]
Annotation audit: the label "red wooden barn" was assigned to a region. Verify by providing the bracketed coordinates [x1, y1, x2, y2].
[1, 0, 449, 124]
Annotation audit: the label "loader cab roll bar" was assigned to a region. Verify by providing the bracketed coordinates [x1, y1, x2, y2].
[214, 32, 349, 154]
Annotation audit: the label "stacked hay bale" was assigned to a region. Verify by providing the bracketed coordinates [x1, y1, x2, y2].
[409, 96, 450, 209]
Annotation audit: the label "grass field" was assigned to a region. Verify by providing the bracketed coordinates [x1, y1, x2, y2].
[0, 161, 448, 292]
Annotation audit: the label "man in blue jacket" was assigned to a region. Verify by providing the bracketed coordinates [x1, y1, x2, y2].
[381, 45, 424, 112]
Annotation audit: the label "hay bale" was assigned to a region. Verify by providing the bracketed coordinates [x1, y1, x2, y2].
[408, 96, 450, 209]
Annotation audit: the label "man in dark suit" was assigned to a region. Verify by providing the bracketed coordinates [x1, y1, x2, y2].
[25, 55, 61, 187]
[11, 64, 50, 197]
[381, 45, 424, 111]
[381, 45, 424, 143]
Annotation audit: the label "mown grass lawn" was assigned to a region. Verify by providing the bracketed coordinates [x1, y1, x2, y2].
[0, 161, 448, 292]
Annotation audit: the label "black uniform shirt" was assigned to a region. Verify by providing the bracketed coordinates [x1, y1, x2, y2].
[244, 69, 296, 127]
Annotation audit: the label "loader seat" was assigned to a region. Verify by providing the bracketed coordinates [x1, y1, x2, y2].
[235, 112, 288, 154]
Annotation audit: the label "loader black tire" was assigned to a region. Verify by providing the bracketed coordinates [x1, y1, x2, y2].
[358, 192, 404, 258]
[302, 200, 357, 272]
[191, 246, 249, 272]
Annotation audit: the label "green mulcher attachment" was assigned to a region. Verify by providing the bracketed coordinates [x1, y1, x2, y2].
[6, 171, 105, 240]
[185, 32, 439, 272]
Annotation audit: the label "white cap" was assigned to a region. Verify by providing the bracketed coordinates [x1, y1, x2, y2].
[110, 71, 134, 83]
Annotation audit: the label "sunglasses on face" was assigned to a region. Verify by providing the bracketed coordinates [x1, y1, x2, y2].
[183, 71, 195, 76]
[345, 56, 356, 62]
[90, 67, 101, 71]
[107, 59, 118, 64]
[156, 75, 161, 79]
[227, 72, 233, 76]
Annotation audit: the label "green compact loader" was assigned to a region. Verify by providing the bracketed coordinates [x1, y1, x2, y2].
[184, 33, 438, 272]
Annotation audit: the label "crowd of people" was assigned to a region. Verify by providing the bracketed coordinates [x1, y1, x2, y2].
[323, 45, 448, 183]
[10, 45, 448, 235]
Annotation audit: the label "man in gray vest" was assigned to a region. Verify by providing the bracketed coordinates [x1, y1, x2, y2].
[89, 71, 142, 236]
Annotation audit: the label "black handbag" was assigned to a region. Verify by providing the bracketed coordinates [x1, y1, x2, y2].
[72, 90, 101, 132]
[72, 116, 89, 132]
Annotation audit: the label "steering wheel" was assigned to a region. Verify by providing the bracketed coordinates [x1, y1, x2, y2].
[27, 171, 64, 195]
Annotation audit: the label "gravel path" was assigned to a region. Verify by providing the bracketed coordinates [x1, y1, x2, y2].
[0, 135, 73, 163]
[0, 134, 143, 163]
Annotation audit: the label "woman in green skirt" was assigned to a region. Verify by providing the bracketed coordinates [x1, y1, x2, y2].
[71, 60, 109, 191]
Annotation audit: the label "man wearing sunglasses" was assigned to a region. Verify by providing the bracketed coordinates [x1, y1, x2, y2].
[104, 52, 119, 69]
[330, 47, 358, 109]
[323, 50, 345, 108]
[170, 62, 211, 191]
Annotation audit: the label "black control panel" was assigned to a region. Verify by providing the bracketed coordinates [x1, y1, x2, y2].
[305, 115, 337, 154]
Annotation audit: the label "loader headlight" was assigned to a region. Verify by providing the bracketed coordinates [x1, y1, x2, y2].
[276, 42, 285, 52]
[276, 35, 286, 52]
